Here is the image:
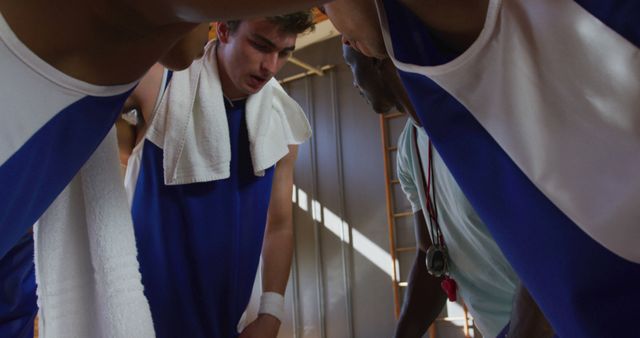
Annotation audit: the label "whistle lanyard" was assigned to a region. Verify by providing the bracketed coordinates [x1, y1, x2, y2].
[413, 126, 458, 301]
[414, 128, 444, 251]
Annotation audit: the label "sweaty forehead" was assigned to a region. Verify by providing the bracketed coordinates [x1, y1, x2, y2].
[251, 32, 295, 49]
[240, 21, 296, 47]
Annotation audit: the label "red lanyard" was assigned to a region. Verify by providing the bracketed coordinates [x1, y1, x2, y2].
[413, 126, 458, 301]
[414, 128, 444, 249]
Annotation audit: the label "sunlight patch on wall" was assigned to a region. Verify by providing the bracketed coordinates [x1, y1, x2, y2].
[295, 186, 395, 279]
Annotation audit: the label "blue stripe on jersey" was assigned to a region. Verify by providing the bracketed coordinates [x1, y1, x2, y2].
[0, 91, 131, 258]
[132, 99, 275, 338]
[0, 234, 36, 338]
[382, 0, 640, 337]
[573, 0, 640, 48]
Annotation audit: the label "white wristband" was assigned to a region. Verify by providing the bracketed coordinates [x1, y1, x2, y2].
[258, 292, 285, 323]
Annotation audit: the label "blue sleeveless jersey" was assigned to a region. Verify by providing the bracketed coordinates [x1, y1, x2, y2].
[381, 0, 640, 336]
[0, 234, 36, 338]
[0, 89, 129, 337]
[1, 11, 135, 337]
[0, 92, 131, 257]
[131, 99, 275, 338]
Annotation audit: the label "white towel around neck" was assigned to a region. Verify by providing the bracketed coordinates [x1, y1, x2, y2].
[34, 128, 155, 338]
[145, 41, 311, 186]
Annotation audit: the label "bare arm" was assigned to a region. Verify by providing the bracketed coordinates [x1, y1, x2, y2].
[114, 63, 166, 168]
[132, 64, 166, 145]
[0, 0, 323, 86]
[115, 119, 137, 168]
[157, 0, 328, 22]
[240, 145, 298, 338]
[394, 212, 447, 338]
[506, 284, 554, 338]
[261, 145, 297, 296]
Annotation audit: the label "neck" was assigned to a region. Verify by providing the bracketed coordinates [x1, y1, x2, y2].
[398, 97, 421, 126]
[405, 104, 421, 126]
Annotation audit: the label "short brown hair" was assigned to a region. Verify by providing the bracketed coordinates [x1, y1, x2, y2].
[226, 10, 315, 35]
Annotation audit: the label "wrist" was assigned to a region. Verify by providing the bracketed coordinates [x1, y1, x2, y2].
[258, 292, 285, 324]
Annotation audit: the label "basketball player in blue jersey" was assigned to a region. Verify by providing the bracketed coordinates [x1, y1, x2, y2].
[324, 1, 640, 337]
[125, 13, 314, 338]
[0, 1, 325, 336]
[0, 21, 209, 338]
[343, 45, 552, 338]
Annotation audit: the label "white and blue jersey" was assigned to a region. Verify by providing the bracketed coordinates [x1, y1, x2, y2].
[130, 98, 275, 338]
[0, 12, 135, 337]
[378, 0, 640, 336]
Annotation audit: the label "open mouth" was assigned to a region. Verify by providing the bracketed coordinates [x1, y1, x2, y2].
[247, 75, 268, 89]
[251, 75, 267, 83]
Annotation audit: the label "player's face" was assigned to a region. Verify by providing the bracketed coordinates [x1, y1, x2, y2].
[343, 45, 399, 113]
[217, 19, 296, 97]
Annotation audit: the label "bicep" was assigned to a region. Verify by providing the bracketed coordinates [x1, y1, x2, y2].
[137, 64, 166, 125]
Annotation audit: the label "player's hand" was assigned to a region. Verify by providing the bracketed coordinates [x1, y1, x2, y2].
[239, 314, 280, 338]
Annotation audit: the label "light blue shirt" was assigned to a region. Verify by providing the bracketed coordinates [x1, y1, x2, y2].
[397, 119, 519, 337]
